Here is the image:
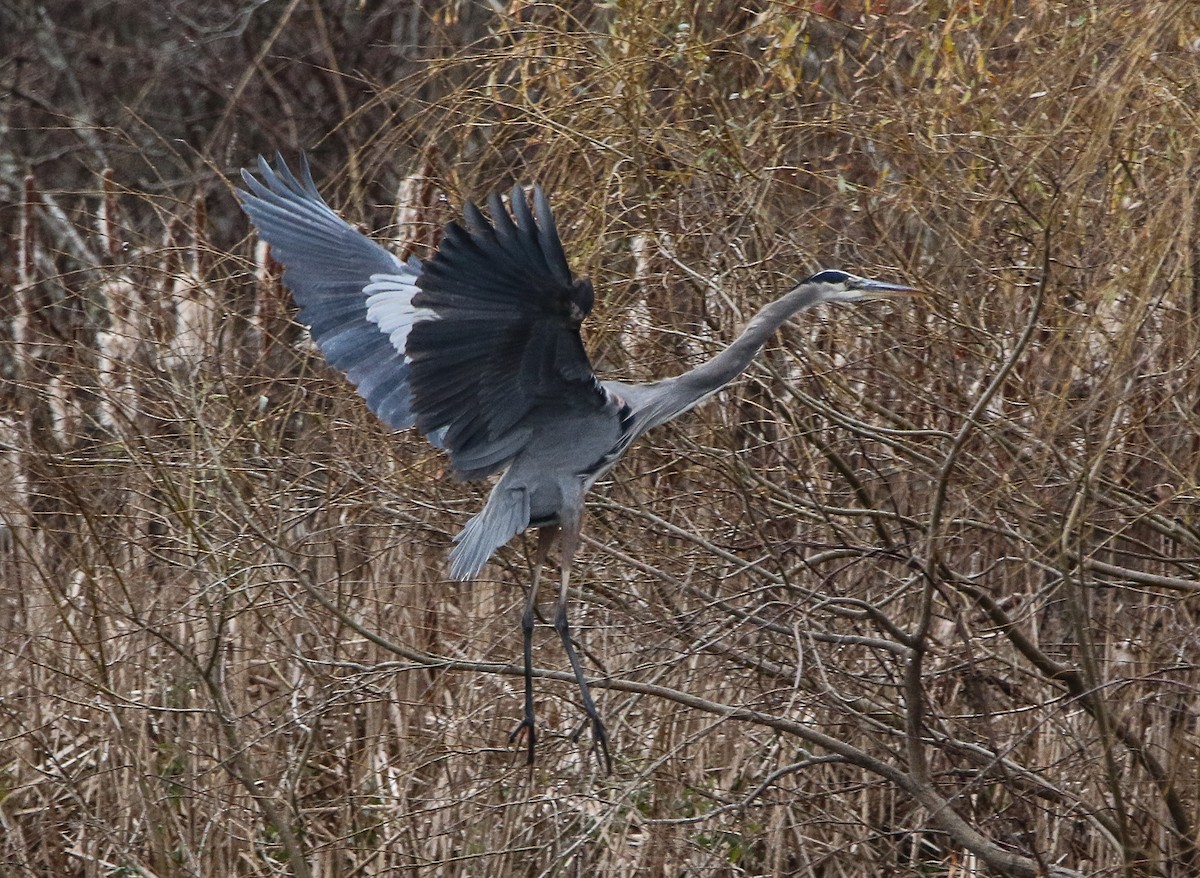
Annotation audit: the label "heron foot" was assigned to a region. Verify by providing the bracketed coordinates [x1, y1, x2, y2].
[509, 715, 537, 765]
[571, 713, 612, 774]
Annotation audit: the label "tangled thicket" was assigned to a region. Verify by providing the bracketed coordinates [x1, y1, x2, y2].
[2, 2, 1199, 876]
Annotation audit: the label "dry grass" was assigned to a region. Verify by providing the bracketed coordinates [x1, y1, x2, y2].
[2, 1, 1200, 876]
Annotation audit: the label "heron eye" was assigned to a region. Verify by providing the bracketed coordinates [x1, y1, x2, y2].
[805, 269, 851, 285]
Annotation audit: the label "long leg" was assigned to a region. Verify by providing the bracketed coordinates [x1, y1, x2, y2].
[510, 526, 558, 764]
[554, 510, 612, 773]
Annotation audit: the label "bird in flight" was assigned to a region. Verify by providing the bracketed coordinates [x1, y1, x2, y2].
[239, 154, 917, 772]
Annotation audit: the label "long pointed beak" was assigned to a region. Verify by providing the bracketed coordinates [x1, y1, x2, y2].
[856, 278, 922, 299]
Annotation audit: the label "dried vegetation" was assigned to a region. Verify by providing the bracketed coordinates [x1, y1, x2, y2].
[2, 1, 1200, 876]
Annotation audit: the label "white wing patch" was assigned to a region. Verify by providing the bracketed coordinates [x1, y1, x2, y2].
[365, 270, 438, 359]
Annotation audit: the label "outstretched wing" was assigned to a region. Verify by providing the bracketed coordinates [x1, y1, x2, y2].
[238, 154, 426, 432]
[239, 156, 605, 480]
[406, 184, 605, 478]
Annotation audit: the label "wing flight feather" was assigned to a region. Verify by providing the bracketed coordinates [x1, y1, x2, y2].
[407, 184, 605, 477]
[238, 154, 426, 432]
[240, 156, 604, 480]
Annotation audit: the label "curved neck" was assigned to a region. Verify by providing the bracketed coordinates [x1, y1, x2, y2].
[635, 283, 825, 431]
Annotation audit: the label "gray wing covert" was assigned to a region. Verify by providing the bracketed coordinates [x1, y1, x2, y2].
[407, 185, 606, 479]
[238, 155, 428, 433]
[240, 157, 604, 481]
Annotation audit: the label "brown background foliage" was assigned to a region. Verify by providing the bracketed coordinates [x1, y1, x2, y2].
[2, 1, 1199, 876]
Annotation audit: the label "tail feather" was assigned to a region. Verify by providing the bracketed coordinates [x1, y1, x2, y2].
[449, 485, 530, 580]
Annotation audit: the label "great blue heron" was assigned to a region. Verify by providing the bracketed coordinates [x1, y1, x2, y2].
[239, 155, 917, 772]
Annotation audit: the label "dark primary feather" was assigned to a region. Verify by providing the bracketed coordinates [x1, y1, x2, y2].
[240, 157, 607, 483]
[237, 154, 422, 431]
[407, 184, 606, 478]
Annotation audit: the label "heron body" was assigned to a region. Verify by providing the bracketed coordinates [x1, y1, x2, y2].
[239, 155, 916, 771]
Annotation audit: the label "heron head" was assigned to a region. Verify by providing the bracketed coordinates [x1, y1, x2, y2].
[802, 269, 920, 303]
